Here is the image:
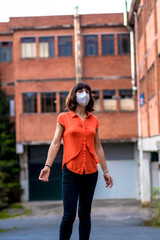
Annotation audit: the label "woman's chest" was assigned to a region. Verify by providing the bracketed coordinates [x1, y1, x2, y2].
[64, 119, 96, 137]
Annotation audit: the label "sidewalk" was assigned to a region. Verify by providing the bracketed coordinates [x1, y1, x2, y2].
[20, 198, 156, 221]
[0, 199, 159, 240]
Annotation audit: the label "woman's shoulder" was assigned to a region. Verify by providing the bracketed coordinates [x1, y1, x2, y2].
[89, 113, 98, 121]
[57, 111, 70, 119]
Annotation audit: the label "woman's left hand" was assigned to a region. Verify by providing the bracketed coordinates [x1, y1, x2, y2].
[103, 172, 113, 188]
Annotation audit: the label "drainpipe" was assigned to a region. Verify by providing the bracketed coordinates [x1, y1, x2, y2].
[74, 6, 82, 83]
[123, 0, 137, 96]
[133, 10, 143, 202]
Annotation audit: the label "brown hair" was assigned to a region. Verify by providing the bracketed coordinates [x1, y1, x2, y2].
[66, 83, 94, 112]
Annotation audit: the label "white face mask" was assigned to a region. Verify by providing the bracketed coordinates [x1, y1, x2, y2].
[76, 91, 90, 107]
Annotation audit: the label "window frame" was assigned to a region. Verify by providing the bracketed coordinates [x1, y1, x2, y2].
[103, 89, 116, 112]
[102, 34, 114, 55]
[119, 89, 133, 99]
[84, 35, 98, 56]
[118, 33, 130, 55]
[58, 36, 73, 57]
[41, 92, 56, 113]
[0, 41, 12, 62]
[23, 92, 37, 113]
[92, 90, 100, 112]
[39, 36, 55, 58]
[60, 91, 69, 112]
[21, 37, 36, 59]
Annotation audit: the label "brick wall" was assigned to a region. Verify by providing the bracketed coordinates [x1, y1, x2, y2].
[0, 13, 138, 143]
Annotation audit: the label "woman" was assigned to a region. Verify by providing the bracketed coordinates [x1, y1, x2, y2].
[39, 82, 113, 240]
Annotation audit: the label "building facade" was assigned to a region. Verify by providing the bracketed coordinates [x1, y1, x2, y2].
[129, 0, 160, 204]
[0, 12, 139, 201]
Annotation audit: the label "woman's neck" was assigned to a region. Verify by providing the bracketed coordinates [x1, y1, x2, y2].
[75, 105, 86, 115]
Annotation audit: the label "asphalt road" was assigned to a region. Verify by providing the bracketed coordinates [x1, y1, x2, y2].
[0, 200, 160, 240]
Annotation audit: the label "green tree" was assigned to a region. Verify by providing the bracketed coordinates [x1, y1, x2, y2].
[0, 85, 21, 207]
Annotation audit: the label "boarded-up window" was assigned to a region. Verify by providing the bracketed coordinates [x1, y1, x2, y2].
[119, 89, 134, 111]
[103, 90, 116, 111]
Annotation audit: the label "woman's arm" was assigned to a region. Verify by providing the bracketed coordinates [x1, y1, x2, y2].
[95, 128, 113, 188]
[39, 122, 64, 182]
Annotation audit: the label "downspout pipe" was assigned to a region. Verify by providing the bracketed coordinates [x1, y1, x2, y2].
[123, 0, 137, 96]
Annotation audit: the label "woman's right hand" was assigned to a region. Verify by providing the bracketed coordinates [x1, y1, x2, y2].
[39, 166, 51, 182]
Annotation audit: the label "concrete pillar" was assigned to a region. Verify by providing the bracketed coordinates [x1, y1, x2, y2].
[74, 7, 82, 83]
[134, 142, 140, 200]
[139, 150, 151, 205]
[19, 145, 29, 202]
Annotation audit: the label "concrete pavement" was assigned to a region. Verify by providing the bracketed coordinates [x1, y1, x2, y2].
[0, 199, 160, 240]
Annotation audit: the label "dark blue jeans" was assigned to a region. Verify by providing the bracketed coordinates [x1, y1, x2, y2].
[59, 165, 98, 240]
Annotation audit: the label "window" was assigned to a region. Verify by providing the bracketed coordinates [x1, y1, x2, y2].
[39, 37, 54, 58]
[60, 91, 69, 112]
[21, 37, 36, 58]
[92, 90, 100, 112]
[119, 89, 134, 111]
[0, 42, 12, 62]
[119, 89, 132, 98]
[84, 35, 98, 56]
[58, 36, 72, 57]
[103, 90, 116, 111]
[7, 95, 15, 117]
[41, 92, 56, 112]
[6, 95, 15, 116]
[23, 93, 37, 113]
[103, 90, 115, 99]
[118, 34, 130, 55]
[102, 34, 114, 55]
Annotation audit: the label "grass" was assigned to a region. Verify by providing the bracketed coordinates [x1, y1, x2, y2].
[143, 198, 160, 228]
[0, 203, 32, 219]
[0, 227, 17, 232]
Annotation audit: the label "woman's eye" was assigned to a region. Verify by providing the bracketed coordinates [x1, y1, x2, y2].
[78, 90, 83, 93]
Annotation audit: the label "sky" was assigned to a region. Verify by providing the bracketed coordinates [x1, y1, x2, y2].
[0, 0, 132, 22]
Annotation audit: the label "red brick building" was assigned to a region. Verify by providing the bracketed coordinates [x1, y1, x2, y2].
[129, 0, 160, 204]
[0, 12, 139, 201]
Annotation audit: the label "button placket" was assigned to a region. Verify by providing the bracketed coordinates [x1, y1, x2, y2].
[82, 121, 87, 173]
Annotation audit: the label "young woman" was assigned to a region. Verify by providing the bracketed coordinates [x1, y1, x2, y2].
[39, 82, 113, 240]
